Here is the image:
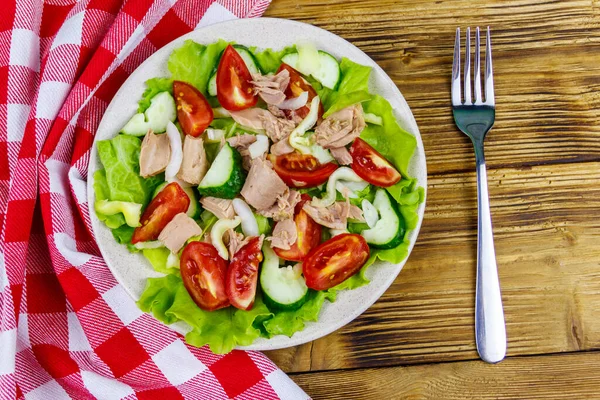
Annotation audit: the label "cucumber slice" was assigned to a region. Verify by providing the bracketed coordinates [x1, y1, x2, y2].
[197, 142, 245, 199]
[233, 45, 261, 75]
[206, 45, 260, 97]
[207, 72, 217, 97]
[281, 50, 341, 90]
[121, 91, 176, 136]
[260, 246, 309, 311]
[183, 187, 200, 219]
[361, 189, 405, 249]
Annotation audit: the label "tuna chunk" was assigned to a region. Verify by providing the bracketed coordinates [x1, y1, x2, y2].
[139, 130, 170, 178]
[227, 134, 258, 171]
[330, 146, 353, 165]
[200, 197, 235, 219]
[177, 135, 208, 185]
[229, 108, 271, 131]
[158, 213, 202, 253]
[260, 112, 296, 143]
[270, 137, 295, 156]
[302, 200, 365, 230]
[257, 189, 301, 222]
[314, 104, 366, 148]
[251, 69, 290, 106]
[268, 218, 298, 250]
[227, 230, 264, 258]
[268, 104, 286, 118]
[241, 158, 288, 210]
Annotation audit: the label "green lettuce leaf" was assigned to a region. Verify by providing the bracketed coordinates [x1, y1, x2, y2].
[137, 274, 272, 354]
[142, 247, 180, 275]
[250, 45, 297, 73]
[111, 225, 137, 253]
[317, 57, 373, 114]
[96, 134, 162, 205]
[138, 77, 173, 113]
[323, 90, 372, 118]
[93, 169, 126, 229]
[360, 95, 417, 178]
[168, 39, 228, 95]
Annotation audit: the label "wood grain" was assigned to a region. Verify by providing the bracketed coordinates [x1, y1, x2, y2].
[265, 0, 600, 175]
[290, 351, 600, 399]
[265, 161, 600, 372]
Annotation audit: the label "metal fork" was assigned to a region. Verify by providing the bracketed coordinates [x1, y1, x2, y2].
[452, 27, 506, 364]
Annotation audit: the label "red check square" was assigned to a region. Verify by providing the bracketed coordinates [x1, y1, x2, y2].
[209, 351, 263, 399]
[26, 273, 66, 314]
[95, 327, 150, 378]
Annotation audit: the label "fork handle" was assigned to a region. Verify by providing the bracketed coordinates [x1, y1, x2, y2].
[473, 141, 506, 363]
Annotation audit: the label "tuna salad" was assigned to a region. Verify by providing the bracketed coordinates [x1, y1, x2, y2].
[93, 39, 423, 354]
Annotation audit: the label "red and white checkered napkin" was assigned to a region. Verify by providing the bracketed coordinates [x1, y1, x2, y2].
[0, 0, 309, 398]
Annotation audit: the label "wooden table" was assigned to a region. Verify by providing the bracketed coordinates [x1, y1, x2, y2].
[263, 1, 600, 398]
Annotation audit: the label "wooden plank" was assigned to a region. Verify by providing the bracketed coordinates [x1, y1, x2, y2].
[290, 351, 600, 399]
[264, 0, 600, 175]
[265, 162, 600, 372]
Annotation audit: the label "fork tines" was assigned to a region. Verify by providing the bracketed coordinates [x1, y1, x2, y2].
[452, 27, 495, 107]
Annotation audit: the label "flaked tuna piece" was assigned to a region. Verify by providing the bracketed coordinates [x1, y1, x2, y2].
[227, 230, 264, 258]
[250, 69, 290, 106]
[270, 137, 295, 156]
[227, 133, 258, 171]
[267, 104, 286, 118]
[158, 213, 202, 253]
[314, 104, 366, 149]
[268, 218, 297, 250]
[177, 135, 208, 185]
[330, 146, 353, 165]
[139, 130, 170, 178]
[229, 108, 271, 131]
[260, 112, 295, 143]
[200, 197, 235, 219]
[257, 189, 301, 222]
[302, 200, 365, 230]
[241, 158, 288, 210]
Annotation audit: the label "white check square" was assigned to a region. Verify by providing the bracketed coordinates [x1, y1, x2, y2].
[152, 340, 206, 386]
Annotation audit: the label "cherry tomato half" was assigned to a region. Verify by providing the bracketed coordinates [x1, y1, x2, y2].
[173, 81, 213, 137]
[181, 242, 230, 311]
[216, 45, 257, 111]
[303, 233, 370, 290]
[277, 63, 323, 119]
[274, 195, 322, 262]
[131, 182, 190, 243]
[226, 236, 263, 310]
[269, 153, 337, 188]
[349, 138, 402, 187]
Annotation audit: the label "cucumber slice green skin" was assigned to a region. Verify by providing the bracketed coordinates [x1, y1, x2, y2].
[362, 189, 405, 250]
[260, 246, 309, 311]
[281, 50, 341, 90]
[197, 143, 246, 199]
[207, 45, 261, 97]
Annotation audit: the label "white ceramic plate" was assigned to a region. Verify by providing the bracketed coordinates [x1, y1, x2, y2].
[88, 18, 427, 351]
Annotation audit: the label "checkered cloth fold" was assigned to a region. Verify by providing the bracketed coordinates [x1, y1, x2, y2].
[0, 0, 308, 398]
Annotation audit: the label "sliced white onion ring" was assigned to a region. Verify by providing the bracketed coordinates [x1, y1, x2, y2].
[232, 198, 259, 236]
[165, 121, 183, 183]
[362, 199, 379, 228]
[277, 91, 308, 110]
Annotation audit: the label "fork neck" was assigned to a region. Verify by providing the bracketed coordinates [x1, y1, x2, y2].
[472, 138, 486, 167]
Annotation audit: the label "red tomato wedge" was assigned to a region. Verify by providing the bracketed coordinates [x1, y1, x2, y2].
[131, 182, 190, 243]
[274, 196, 322, 262]
[216, 45, 257, 111]
[173, 81, 213, 137]
[303, 233, 370, 290]
[181, 242, 230, 311]
[269, 153, 337, 188]
[226, 236, 263, 310]
[277, 63, 323, 119]
[349, 138, 402, 187]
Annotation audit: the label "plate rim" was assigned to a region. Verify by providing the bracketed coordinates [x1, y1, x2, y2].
[87, 17, 427, 351]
